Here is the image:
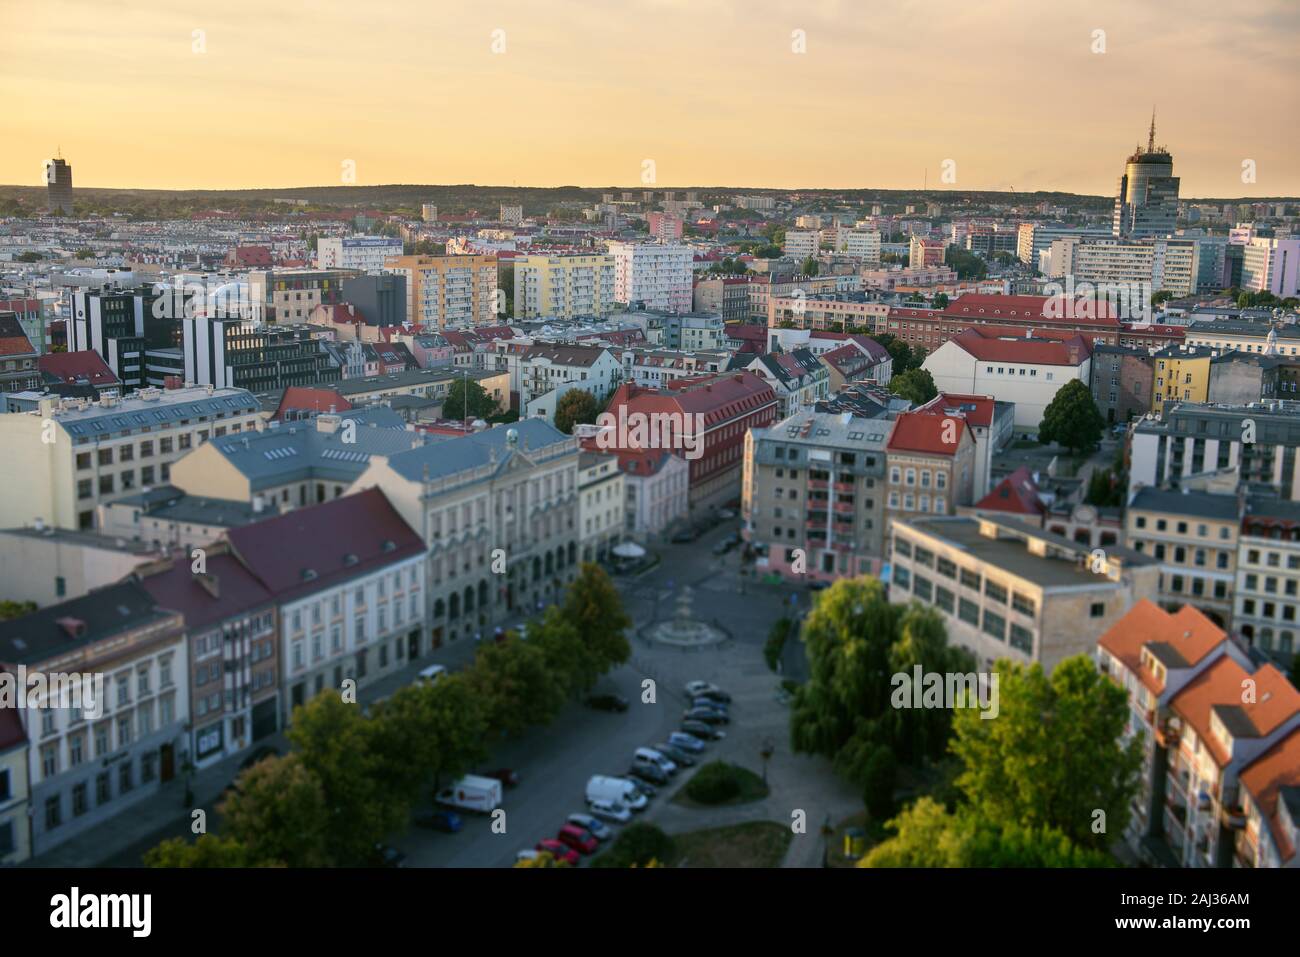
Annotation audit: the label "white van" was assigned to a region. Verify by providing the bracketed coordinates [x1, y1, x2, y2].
[437, 774, 503, 813]
[633, 747, 677, 776]
[586, 775, 648, 812]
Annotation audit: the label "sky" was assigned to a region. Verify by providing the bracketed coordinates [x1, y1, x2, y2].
[2, 0, 1297, 197]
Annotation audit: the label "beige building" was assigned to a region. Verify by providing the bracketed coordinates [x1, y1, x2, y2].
[513, 254, 616, 320]
[384, 254, 499, 329]
[0, 527, 159, 607]
[890, 513, 1160, 672]
[97, 487, 269, 555]
[0, 387, 262, 532]
[351, 419, 581, 644]
[884, 411, 978, 535]
[578, 450, 625, 563]
[1124, 487, 1240, 629]
[334, 367, 509, 411]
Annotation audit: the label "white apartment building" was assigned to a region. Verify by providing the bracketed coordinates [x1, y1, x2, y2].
[578, 450, 625, 562]
[608, 242, 694, 313]
[1059, 237, 1201, 297]
[1241, 237, 1300, 298]
[499, 205, 524, 225]
[317, 236, 405, 273]
[520, 344, 623, 421]
[783, 230, 818, 260]
[0, 387, 262, 532]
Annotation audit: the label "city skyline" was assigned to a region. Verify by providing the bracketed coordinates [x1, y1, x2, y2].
[2, 0, 1298, 196]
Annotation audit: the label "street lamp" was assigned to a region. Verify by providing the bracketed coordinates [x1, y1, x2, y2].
[760, 737, 774, 785]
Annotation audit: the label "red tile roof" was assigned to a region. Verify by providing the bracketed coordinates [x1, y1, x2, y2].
[225, 488, 424, 603]
[1171, 659, 1300, 767]
[886, 410, 967, 456]
[139, 552, 275, 632]
[1239, 728, 1300, 862]
[0, 313, 35, 357]
[946, 327, 1091, 366]
[945, 293, 1123, 326]
[274, 387, 352, 419]
[607, 372, 778, 434]
[37, 350, 118, 386]
[975, 466, 1046, 516]
[919, 392, 996, 428]
[1097, 600, 1226, 696]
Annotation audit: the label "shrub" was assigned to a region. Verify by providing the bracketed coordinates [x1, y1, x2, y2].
[764, 618, 791, 671]
[591, 822, 674, 868]
[686, 761, 743, 805]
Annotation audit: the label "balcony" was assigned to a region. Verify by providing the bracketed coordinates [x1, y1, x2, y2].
[833, 521, 854, 535]
[1220, 803, 1247, 829]
[807, 479, 828, 492]
[833, 481, 855, 494]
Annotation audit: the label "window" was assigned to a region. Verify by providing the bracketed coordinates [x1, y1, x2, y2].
[982, 610, 1006, 640]
[1010, 624, 1034, 654]
[893, 566, 911, 590]
[935, 586, 955, 613]
[936, 557, 957, 579]
[913, 575, 933, 602]
[1089, 602, 1106, 618]
[894, 538, 912, 559]
[958, 598, 980, 626]
[45, 796, 62, 830]
[960, 568, 982, 591]
[984, 581, 1008, 604]
[1011, 592, 1036, 616]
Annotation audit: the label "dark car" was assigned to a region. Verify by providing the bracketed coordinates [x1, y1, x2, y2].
[585, 693, 630, 713]
[484, 768, 520, 788]
[806, 580, 832, 591]
[627, 763, 669, 786]
[371, 843, 408, 868]
[711, 537, 735, 556]
[670, 528, 697, 544]
[683, 706, 729, 725]
[415, 810, 463, 833]
[238, 745, 281, 772]
[681, 719, 725, 741]
[691, 696, 729, 714]
[652, 743, 695, 767]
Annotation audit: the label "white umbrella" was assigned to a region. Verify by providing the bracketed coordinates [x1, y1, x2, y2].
[612, 542, 646, 559]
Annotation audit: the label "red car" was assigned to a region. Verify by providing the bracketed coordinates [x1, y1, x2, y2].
[535, 839, 580, 866]
[485, 768, 520, 788]
[556, 824, 599, 855]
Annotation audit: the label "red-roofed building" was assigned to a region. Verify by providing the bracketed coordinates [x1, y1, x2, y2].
[37, 350, 120, 397]
[224, 488, 426, 719]
[884, 409, 977, 531]
[1096, 600, 1300, 868]
[137, 547, 279, 766]
[598, 371, 778, 512]
[273, 386, 353, 421]
[1238, 728, 1300, 867]
[724, 323, 769, 355]
[922, 326, 1093, 428]
[0, 705, 29, 863]
[916, 391, 1013, 498]
[0, 312, 40, 394]
[224, 245, 274, 268]
[972, 466, 1047, 518]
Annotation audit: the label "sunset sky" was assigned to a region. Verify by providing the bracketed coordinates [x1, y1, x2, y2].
[2, 0, 1296, 196]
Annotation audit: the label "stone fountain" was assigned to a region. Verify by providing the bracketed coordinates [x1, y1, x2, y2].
[645, 585, 727, 647]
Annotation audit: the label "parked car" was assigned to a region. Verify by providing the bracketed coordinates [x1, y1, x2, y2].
[585, 693, 630, 713]
[634, 746, 677, 776]
[691, 696, 729, 713]
[653, 742, 696, 767]
[717, 508, 737, 520]
[556, 824, 600, 855]
[668, 731, 707, 753]
[416, 664, 447, 684]
[484, 768, 520, 788]
[627, 762, 669, 787]
[567, 813, 613, 841]
[806, 580, 831, 591]
[436, 774, 504, 813]
[670, 528, 697, 544]
[588, 799, 633, 824]
[711, 537, 735, 556]
[371, 843, 408, 868]
[695, 688, 731, 705]
[684, 680, 722, 697]
[681, 719, 725, 740]
[535, 839, 581, 866]
[516, 849, 540, 863]
[238, 745, 280, 772]
[683, 706, 729, 725]
[415, 810, 463, 833]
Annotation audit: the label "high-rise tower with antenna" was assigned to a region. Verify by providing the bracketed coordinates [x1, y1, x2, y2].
[1112, 111, 1179, 238]
[43, 149, 73, 215]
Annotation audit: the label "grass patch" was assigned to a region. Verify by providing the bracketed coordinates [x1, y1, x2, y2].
[671, 821, 792, 868]
[672, 761, 769, 808]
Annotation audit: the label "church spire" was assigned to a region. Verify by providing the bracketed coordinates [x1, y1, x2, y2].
[1147, 109, 1156, 154]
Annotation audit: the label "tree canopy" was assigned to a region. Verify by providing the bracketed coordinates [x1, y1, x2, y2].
[1038, 379, 1105, 454]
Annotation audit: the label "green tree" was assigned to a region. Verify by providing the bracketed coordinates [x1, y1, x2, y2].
[368, 672, 490, 795]
[0, 600, 37, 621]
[553, 389, 600, 434]
[144, 834, 267, 868]
[465, 637, 567, 737]
[495, 267, 514, 317]
[219, 754, 331, 867]
[945, 247, 987, 281]
[1151, 289, 1173, 306]
[287, 692, 412, 866]
[561, 562, 632, 675]
[1038, 379, 1105, 454]
[444, 376, 498, 421]
[932, 293, 950, 308]
[888, 368, 938, 405]
[800, 256, 820, 277]
[790, 579, 973, 785]
[1085, 467, 1123, 508]
[860, 797, 1113, 867]
[949, 656, 1142, 850]
[862, 745, 897, 822]
[530, 604, 600, 697]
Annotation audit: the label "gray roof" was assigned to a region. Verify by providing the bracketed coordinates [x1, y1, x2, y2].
[0, 526, 158, 555]
[756, 409, 890, 450]
[210, 407, 426, 490]
[0, 581, 175, 666]
[334, 367, 498, 397]
[1129, 487, 1241, 521]
[105, 485, 266, 527]
[38, 387, 259, 439]
[1189, 319, 1300, 340]
[384, 418, 574, 485]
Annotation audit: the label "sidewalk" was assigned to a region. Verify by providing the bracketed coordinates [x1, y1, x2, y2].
[29, 637, 484, 867]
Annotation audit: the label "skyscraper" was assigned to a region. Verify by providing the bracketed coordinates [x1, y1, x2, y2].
[44, 154, 73, 214]
[1112, 114, 1179, 238]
